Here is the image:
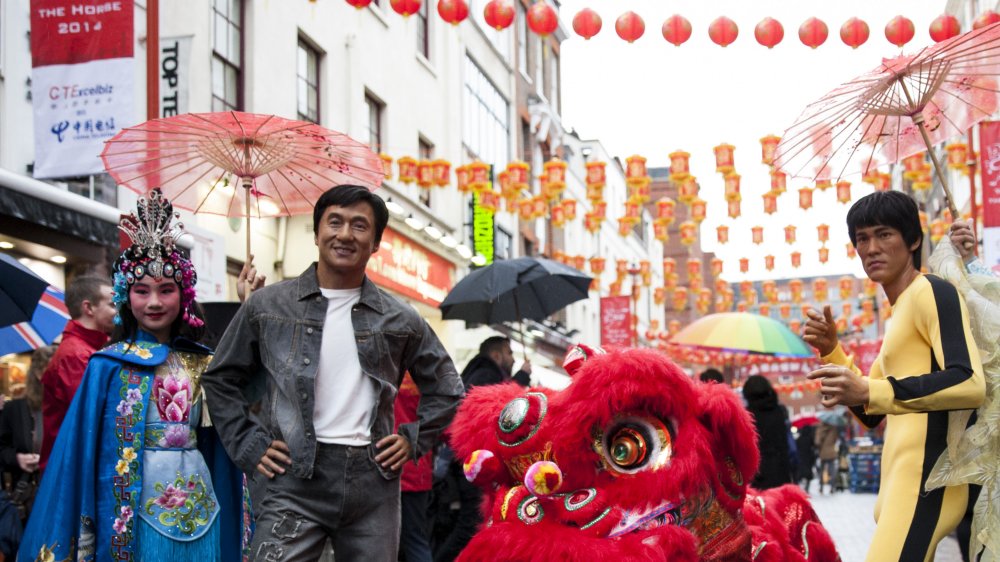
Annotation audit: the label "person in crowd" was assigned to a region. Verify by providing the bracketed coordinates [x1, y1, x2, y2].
[699, 368, 725, 384]
[396, 372, 433, 562]
[795, 423, 818, 494]
[19, 189, 247, 561]
[202, 185, 464, 562]
[39, 274, 116, 471]
[742, 375, 794, 489]
[814, 419, 840, 495]
[434, 337, 530, 562]
[0, 345, 55, 531]
[805, 190, 984, 561]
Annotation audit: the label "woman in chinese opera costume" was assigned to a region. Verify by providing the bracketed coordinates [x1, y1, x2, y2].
[20, 189, 248, 562]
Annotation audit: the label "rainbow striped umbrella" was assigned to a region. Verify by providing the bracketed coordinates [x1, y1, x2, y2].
[0, 286, 70, 356]
[669, 312, 814, 358]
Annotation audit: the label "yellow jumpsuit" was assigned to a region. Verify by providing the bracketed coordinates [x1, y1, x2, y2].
[822, 274, 984, 562]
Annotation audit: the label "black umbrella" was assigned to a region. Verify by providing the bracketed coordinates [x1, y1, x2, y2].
[439, 257, 592, 355]
[0, 253, 50, 329]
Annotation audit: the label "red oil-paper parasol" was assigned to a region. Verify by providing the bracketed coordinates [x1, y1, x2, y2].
[774, 22, 1000, 220]
[101, 111, 383, 261]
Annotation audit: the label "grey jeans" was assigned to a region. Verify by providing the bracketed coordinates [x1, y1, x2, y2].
[250, 443, 401, 562]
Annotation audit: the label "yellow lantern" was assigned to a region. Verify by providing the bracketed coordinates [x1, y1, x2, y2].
[678, 176, 699, 204]
[624, 201, 642, 223]
[689, 199, 707, 223]
[717, 225, 729, 244]
[846, 243, 857, 259]
[664, 272, 678, 289]
[861, 157, 879, 184]
[839, 276, 854, 300]
[585, 160, 607, 188]
[654, 287, 667, 305]
[902, 153, 925, 180]
[874, 172, 892, 192]
[518, 198, 534, 221]
[788, 251, 801, 269]
[468, 161, 491, 192]
[550, 204, 566, 227]
[562, 199, 577, 221]
[455, 164, 472, 193]
[727, 198, 741, 219]
[762, 280, 777, 303]
[686, 258, 701, 278]
[589, 256, 606, 275]
[751, 225, 764, 245]
[799, 187, 814, 210]
[764, 255, 775, 271]
[380, 153, 393, 179]
[946, 143, 968, 170]
[740, 280, 755, 300]
[760, 135, 781, 165]
[592, 201, 607, 220]
[669, 150, 691, 181]
[543, 159, 567, 194]
[663, 257, 677, 275]
[398, 156, 418, 184]
[653, 221, 670, 242]
[479, 190, 500, 213]
[640, 260, 652, 277]
[779, 303, 792, 319]
[672, 287, 689, 311]
[762, 192, 778, 215]
[573, 255, 586, 270]
[836, 180, 852, 204]
[819, 247, 830, 264]
[770, 169, 787, 194]
[711, 258, 723, 277]
[841, 301, 852, 319]
[815, 178, 832, 191]
[679, 221, 698, 245]
[714, 143, 736, 174]
[417, 160, 434, 188]
[789, 279, 803, 303]
[863, 278, 877, 298]
[724, 173, 741, 201]
[817, 224, 829, 243]
[930, 219, 947, 242]
[759, 303, 771, 317]
[655, 198, 676, 224]
[586, 183, 604, 201]
[609, 281, 622, 297]
[739, 257, 749, 273]
[625, 155, 648, 187]
[432, 159, 451, 186]
[616, 259, 629, 278]
[584, 213, 602, 233]
[618, 218, 633, 237]
[784, 225, 796, 245]
[506, 160, 530, 189]
[668, 319, 681, 335]
[813, 278, 828, 301]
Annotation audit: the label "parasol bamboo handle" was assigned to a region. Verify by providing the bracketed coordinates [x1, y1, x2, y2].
[242, 176, 253, 265]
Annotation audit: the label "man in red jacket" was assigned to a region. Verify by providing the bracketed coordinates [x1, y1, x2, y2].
[39, 275, 115, 471]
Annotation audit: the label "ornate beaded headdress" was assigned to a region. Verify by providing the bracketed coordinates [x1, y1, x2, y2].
[112, 188, 203, 328]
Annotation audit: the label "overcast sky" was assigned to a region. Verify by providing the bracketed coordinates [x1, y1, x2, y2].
[560, 0, 951, 281]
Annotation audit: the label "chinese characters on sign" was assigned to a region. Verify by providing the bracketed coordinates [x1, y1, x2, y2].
[600, 296, 632, 348]
[978, 121, 1000, 272]
[30, 0, 134, 179]
[367, 227, 454, 307]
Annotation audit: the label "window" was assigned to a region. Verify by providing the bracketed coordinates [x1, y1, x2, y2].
[463, 56, 510, 170]
[517, 2, 528, 75]
[495, 225, 513, 261]
[297, 39, 320, 123]
[418, 137, 433, 207]
[212, 0, 243, 111]
[363, 93, 384, 152]
[549, 52, 559, 114]
[416, 0, 430, 59]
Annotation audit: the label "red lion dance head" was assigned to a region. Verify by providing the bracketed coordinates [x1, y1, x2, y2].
[449, 347, 840, 562]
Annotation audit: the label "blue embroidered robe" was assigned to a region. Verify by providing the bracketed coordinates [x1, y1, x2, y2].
[19, 334, 246, 562]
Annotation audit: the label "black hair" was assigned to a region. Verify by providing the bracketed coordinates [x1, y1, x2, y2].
[846, 191, 923, 270]
[65, 275, 111, 319]
[743, 374, 779, 410]
[312, 184, 389, 245]
[110, 287, 205, 345]
[699, 368, 725, 384]
[480, 336, 512, 356]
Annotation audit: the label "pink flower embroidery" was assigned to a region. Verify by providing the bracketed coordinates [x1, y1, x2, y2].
[113, 518, 127, 534]
[154, 484, 189, 510]
[120, 506, 133, 522]
[161, 425, 190, 448]
[154, 374, 190, 422]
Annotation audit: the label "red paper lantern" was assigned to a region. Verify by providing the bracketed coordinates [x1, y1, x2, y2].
[662, 257, 676, 275]
[589, 256, 606, 275]
[585, 160, 606, 189]
[437, 0, 469, 25]
[714, 143, 735, 174]
[723, 173, 741, 201]
[398, 156, 418, 184]
[455, 164, 471, 192]
[662, 14, 692, 46]
[770, 170, 787, 194]
[655, 198, 676, 223]
[561, 199, 577, 221]
[817, 223, 830, 243]
[760, 135, 781, 165]
[789, 279, 803, 302]
[483, 0, 515, 30]
[709, 16, 739, 48]
[527, 2, 558, 36]
[717, 225, 729, 244]
[818, 247, 830, 264]
[946, 143, 969, 170]
[751, 225, 764, 245]
[678, 176, 699, 204]
[739, 258, 749, 274]
[432, 159, 451, 186]
[754, 17, 784, 49]
[784, 225, 796, 245]
[798, 17, 828, 49]
[690, 199, 707, 223]
[974, 11, 1000, 30]
[679, 221, 698, 246]
[417, 160, 434, 188]
[813, 278, 828, 301]
[929, 14, 960, 42]
[836, 180, 852, 204]
[572, 8, 602, 40]
[616, 11, 645, 43]
[763, 192, 778, 215]
[506, 160, 529, 188]
[885, 15, 915, 48]
[686, 258, 701, 278]
[711, 258, 723, 277]
[391, 0, 422, 17]
[625, 155, 648, 186]
[791, 251, 801, 269]
[668, 151, 690, 181]
[346, 0, 373, 8]
[799, 187, 814, 210]
[764, 255, 775, 272]
[840, 17, 869, 49]
[727, 198, 741, 219]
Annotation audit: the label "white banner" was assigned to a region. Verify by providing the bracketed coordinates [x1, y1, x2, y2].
[160, 36, 192, 118]
[31, 58, 134, 179]
[983, 226, 1000, 276]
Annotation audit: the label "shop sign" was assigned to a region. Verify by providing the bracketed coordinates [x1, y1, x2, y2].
[473, 192, 495, 265]
[367, 227, 453, 307]
[600, 296, 632, 348]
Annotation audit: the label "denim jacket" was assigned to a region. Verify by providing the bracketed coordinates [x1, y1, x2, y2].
[202, 263, 464, 479]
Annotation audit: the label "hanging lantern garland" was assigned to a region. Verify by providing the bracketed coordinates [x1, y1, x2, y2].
[798, 17, 828, 49]
[616, 11, 645, 43]
[483, 0, 515, 30]
[840, 17, 870, 48]
[885, 15, 915, 48]
[662, 14, 693, 46]
[438, 0, 469, 25]
[929, 14, 961, 42]
[754, 17, 784, 49]
[527, 2, 558, 36]
[709, 16, 739, 48]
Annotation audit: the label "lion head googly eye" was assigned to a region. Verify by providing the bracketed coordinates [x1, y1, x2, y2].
[593, 415, 673, 476]
[496, 392, 548, 447]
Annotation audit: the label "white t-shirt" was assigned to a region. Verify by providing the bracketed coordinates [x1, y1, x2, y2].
[313, 287, 375, 445]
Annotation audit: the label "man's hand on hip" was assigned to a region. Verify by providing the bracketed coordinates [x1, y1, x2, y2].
[374, 434, 412, 472]
[257, 440, 292, 479]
